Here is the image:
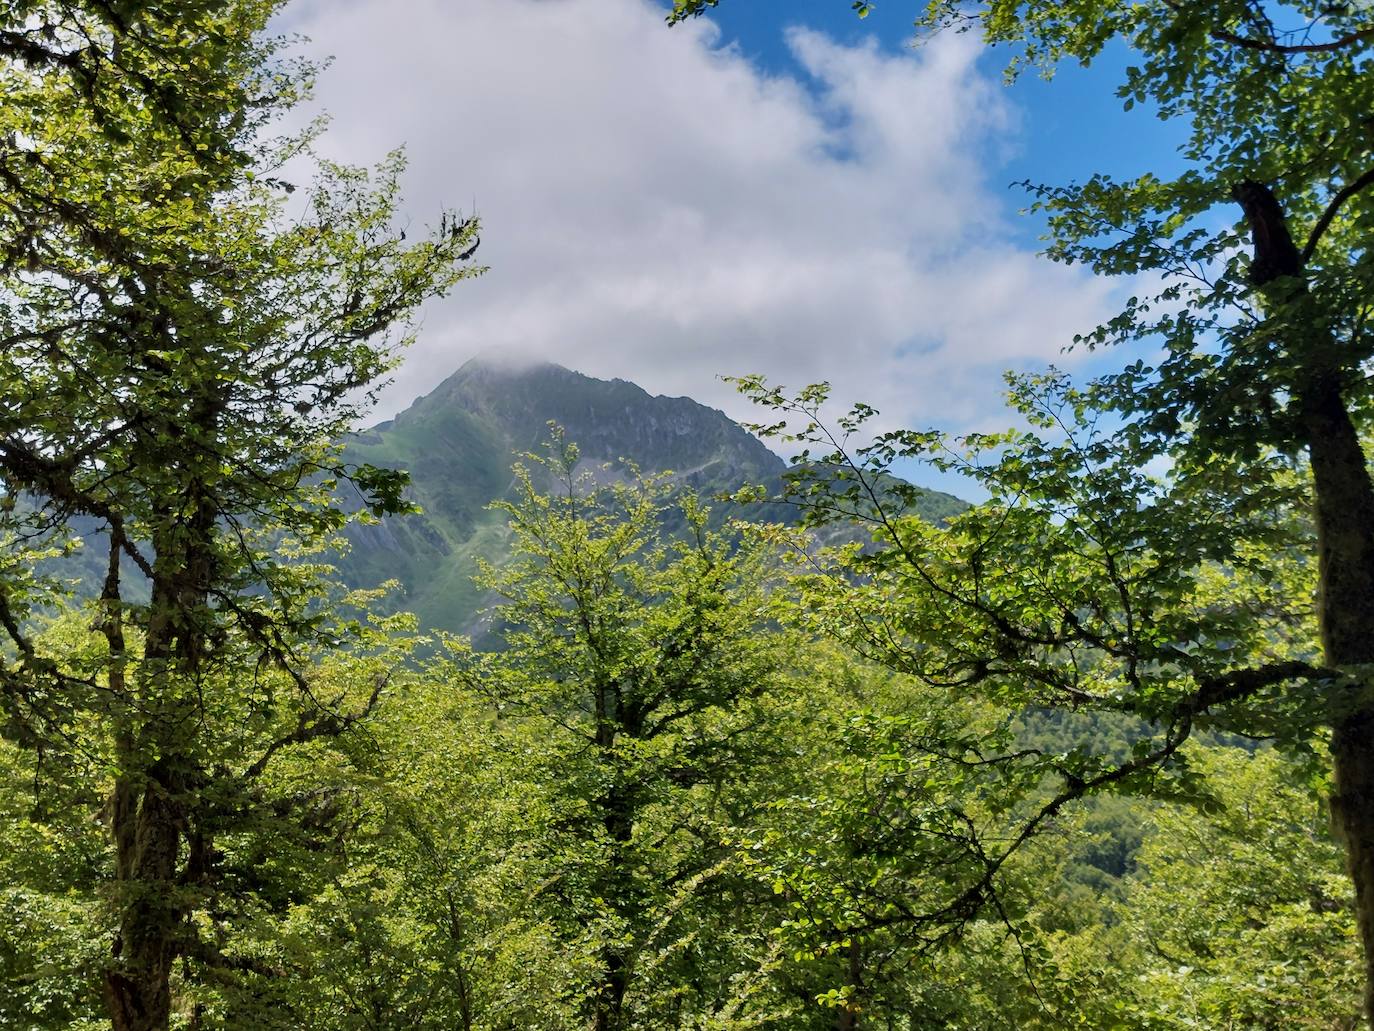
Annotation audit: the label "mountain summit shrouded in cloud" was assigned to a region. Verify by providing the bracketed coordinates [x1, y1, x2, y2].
[284, 0, 1116, 435]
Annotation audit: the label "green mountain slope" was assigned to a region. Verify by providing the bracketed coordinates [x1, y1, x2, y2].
[336, 357, 964, 633]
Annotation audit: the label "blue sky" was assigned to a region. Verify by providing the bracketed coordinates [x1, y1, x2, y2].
[689, 0, 1188, 239]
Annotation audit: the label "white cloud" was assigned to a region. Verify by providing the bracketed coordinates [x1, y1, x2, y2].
[283, 0, 1116, 435]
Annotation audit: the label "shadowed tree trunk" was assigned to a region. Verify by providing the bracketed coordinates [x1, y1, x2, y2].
[593, 680, 634, 1031]
[837, 939, 862, 1031]
[103, 387, 223, 1030]
[1235, 179, 1374, 1018]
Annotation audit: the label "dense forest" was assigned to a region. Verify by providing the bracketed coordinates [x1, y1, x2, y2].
[1, 0, 1372, 1029]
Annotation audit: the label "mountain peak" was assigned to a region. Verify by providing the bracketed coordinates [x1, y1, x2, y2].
[451, 352, 573, 381]
[384, 357, 779, 473]
[340, 361, 965, 634]
[342, 361, 788, 633]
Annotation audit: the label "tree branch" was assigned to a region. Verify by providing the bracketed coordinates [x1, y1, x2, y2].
[1189, 659, 1335, 714]
[1232, 179, 1305, 284]
[1211, 24, 1374, 55]
[1302, 165, 1374, 264]
[240, 671, 391, 782]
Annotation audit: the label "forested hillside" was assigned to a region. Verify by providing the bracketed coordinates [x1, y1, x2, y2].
[1, 1, 1372, 1030]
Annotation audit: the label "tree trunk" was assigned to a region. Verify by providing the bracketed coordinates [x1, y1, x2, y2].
[99, 532, 183, 1031]
[1333, 711, 1374, 1022]
[593, 952, 630, 1031]
[1302, 370, 1374, 1021]
[837, 939, 861, 1030]
[104, 476, 218, 1030]
[104, 763, 183, 1031]
[594, 779, 633, 1031]
[1236, 179, 1374, 1020]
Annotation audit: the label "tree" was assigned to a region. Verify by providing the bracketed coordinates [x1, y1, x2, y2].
[0, 4, 481, 1028]
[723, 372, 1338, 1016]
[439, 435, 788, 1030]
[849, 744, 1363, 1029]
[1109, 747, 1361, 1028]
[269, 652, 579, 1030]
[734, 652, 1047, 1029]
[669, 0, 1374, 1012]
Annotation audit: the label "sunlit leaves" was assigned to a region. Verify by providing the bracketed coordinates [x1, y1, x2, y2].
[431, 435, 792, 1025]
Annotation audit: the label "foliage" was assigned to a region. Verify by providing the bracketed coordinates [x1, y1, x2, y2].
[267, 674, 582, 1030]
[673, 0, 1374, 1012]
[861, 745, 1362, 1030]
[3, 0, 1371, 1026]
[1110, 748, 1361, 1029]
[0, 3, 480, 1026]
[434, 432, 792, 1029]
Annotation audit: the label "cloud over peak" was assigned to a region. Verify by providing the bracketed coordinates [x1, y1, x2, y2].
[288, 0, 1113, 433]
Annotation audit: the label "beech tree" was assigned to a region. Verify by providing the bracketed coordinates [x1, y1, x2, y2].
[440, 437, 786, 1030]
[0, 4, 480, 1028]
[671, 0, 1374, 1016]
